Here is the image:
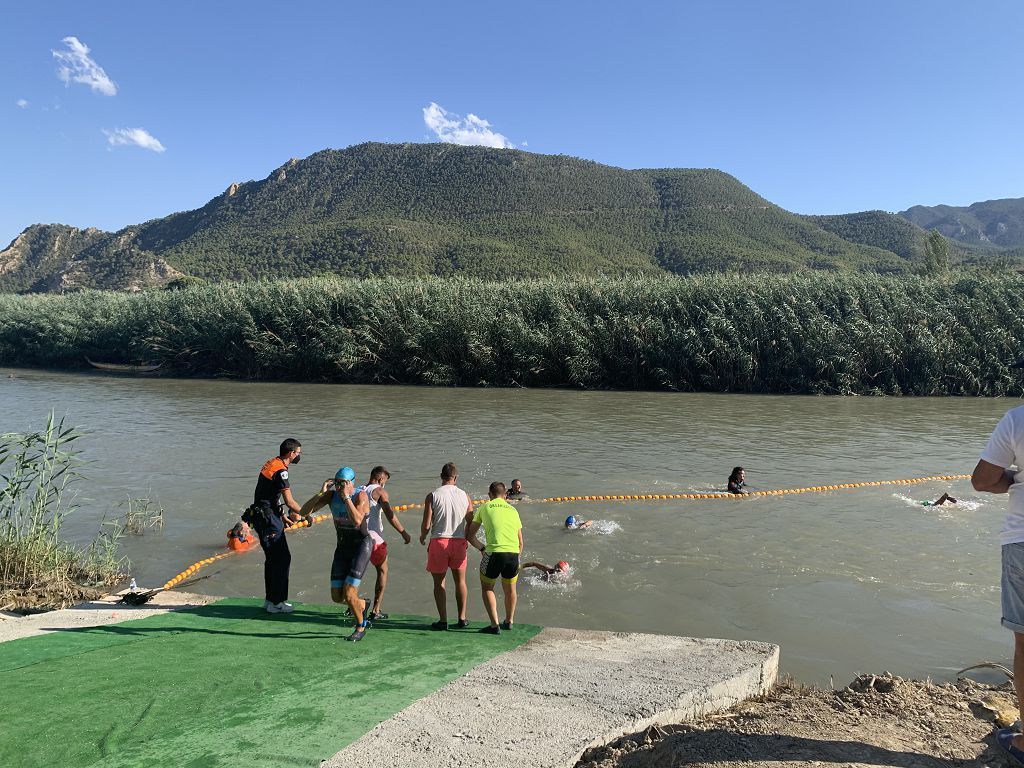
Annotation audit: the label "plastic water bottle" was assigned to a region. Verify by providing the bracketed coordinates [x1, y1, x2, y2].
[129, 578, 138, 591]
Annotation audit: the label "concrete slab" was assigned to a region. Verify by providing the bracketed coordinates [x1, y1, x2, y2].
[326, 627, 779, 768]
[0, 589, 217, 644]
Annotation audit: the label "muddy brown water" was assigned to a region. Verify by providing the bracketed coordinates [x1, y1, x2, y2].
[0, 368, 1014, 683]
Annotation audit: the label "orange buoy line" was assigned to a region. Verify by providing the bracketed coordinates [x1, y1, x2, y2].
[160, 474, 971, 590]
[529, 474, 972, 504]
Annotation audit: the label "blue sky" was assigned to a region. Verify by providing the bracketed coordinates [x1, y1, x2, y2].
[2, 1, 1023, 246]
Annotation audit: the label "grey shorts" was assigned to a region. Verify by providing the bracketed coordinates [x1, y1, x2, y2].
[1002, 543, 1024, 632]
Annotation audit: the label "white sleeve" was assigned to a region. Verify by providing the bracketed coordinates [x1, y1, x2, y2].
[980, 411, 1017, 469]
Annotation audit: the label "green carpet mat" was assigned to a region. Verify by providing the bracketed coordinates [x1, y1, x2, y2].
[0, 598, 540, 768]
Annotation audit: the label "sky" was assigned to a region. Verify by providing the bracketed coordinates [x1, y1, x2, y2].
[2, 0, 1023, 246]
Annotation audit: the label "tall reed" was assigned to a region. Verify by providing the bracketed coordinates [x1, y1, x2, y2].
[0, 413, 125, 610]
[1, 273, 1023, 395]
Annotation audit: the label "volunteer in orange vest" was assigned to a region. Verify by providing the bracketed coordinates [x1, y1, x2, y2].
[247, 438, 306, 613]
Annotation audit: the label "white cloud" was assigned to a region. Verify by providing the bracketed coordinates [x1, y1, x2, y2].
[16, 99, 28, 109]
[53, 36, 117, 96]
[422, 102, 514, 148]
[104, 127, 165, 153]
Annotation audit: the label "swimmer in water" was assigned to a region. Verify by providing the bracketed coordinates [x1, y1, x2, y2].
[506, 479, 526, 501]
[922, 493, 957, 507]
[521, 560, 570, 581]
[564, 515, 593, 530]
[228, 520, 253, 543]
[728, 467, 747, 494]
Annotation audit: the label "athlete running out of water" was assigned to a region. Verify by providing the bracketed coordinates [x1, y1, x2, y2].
[466, 481, 523, 634]
[361, 466, 412, 620]
[300, 467, 373, 641]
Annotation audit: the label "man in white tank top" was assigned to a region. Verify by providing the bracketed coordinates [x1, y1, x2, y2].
[361, 465, 412, 620]
[420, 461, 474, 630]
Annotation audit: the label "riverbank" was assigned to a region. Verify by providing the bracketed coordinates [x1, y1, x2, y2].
[0, 593, 777, 768]
[0, 593, 1011, 768]
[1, 595, 1011, 768]
[3, 273, 1024, 394]
[578, 673, 1014, 768]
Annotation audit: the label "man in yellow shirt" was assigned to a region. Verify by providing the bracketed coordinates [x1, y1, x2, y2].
[466, 481, 523, 634]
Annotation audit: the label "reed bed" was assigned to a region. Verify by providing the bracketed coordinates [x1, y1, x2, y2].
[1, 274, 1023, 395]
[0, 414, 126, 610]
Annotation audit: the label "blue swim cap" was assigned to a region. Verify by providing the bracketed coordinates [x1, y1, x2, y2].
[565, 515, 576, 528]
[335, 466, 356, 481]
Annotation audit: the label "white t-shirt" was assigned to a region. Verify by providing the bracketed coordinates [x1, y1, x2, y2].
[429, 485, 470, 539]
[980, 405, 1024, 544]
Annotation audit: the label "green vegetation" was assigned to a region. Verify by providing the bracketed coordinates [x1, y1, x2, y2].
[806, 210, 927, 262]
[0, 414, 126, 610]
[921, 230, 952, 275]
[1, 143, 947, 293]
[1, 274, 1023, 396]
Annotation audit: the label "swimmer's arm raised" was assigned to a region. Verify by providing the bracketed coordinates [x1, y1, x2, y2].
[521, 561, 553, 573]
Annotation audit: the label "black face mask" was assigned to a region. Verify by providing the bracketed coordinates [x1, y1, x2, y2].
[292, 454, 301, 464]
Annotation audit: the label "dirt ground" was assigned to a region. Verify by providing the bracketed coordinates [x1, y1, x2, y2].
[0, 584, 107, 613]
[577, 673, 1019, 768]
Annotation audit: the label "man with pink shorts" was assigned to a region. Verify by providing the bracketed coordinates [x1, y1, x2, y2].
[420, 461, 474, 630]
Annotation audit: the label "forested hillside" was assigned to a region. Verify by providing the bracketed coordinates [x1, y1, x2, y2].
[0, 143, 964, 293]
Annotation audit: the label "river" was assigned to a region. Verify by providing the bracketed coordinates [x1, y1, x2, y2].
[1, 368, 1014, 684]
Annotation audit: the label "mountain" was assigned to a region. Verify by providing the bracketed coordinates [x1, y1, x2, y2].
[804, 210, 926, 262]
[900, 198, 1024, 249]
[1, 143, 936, 293]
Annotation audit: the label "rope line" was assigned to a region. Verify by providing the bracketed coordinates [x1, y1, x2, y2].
[160, 473, 971, 590]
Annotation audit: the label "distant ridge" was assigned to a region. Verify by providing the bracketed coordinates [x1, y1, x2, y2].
[0, 142, 999, 293]
[900, 197, 1024, 250]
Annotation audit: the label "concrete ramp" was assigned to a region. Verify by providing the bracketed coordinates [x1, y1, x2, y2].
[326, 627, 779, 768]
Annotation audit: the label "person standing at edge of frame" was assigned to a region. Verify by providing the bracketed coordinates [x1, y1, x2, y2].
[972, 386, 1024, 762]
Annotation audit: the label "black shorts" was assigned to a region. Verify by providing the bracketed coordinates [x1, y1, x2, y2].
[480, 551, 520, 585]
[331, 528, 372, 588]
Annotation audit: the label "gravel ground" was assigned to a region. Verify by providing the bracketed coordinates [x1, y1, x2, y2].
[577, 673, 1018, 768]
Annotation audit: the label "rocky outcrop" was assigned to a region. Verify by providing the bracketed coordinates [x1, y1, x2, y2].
[0, 224, 109, 291]
[0, 224, 185, 293]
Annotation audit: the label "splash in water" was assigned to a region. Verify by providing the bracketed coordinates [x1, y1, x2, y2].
[892, 493, 982, 512]
[586, 519, 621, 535]
[521, 566, 579, 591]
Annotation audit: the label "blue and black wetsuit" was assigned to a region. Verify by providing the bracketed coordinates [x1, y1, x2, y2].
[330, 488, 373, 589]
